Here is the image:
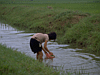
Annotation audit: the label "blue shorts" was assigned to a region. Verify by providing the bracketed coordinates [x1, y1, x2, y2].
[30, 38, 42, 54]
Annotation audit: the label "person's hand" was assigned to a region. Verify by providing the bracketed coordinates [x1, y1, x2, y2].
[49, 52, 53, 55]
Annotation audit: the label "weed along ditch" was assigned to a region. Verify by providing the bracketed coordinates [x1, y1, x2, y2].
[0, 22, 100, 75]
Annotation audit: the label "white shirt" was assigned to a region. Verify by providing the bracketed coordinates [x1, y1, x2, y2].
[31, 33, 49, 44]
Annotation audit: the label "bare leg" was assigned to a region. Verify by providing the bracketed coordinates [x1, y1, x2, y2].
[36, 51, 43, 62]
[37, 52, 39, 59]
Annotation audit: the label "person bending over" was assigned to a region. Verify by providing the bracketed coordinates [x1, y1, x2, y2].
[30, 32, 57, 61]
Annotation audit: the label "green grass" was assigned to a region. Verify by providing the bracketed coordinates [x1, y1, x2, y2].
[0, 0, 100, 56]
[0, 43, 89, 75]
[0, 0, 100, 3]
[53, 3, 100, 14]
[0, 44, 59, 75]
[0, 0, 100, 14]
[61, 15, 100, 55]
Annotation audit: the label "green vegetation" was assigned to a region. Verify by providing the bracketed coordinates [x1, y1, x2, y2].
[0, 0, 100, 56]
[0, 0, 100, 14]
[1, 43, 87, 75]
[0, 44, 59, 75]
[62, 15, 100, 55]
[0, 0, 100, 4]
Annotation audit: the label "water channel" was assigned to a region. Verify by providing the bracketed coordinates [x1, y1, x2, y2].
[0, 22, 100, 75]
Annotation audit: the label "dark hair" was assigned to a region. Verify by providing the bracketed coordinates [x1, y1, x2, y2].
[48, 32, 57, 40]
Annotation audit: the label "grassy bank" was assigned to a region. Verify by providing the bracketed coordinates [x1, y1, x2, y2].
[0, 0, 100, 56]
[0, 44, 59, 75]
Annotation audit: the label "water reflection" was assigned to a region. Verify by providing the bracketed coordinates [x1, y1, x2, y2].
[0, 22, 100, 75]
[0, 23, 14, 30]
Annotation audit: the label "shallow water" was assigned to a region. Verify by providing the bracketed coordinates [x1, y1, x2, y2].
[0, 23, 100, 75]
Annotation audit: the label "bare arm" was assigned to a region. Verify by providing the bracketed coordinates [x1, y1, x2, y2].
[44, 40, 53, 55]
[42, 47, 47, 54]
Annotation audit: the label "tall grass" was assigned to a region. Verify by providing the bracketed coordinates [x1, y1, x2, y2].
[61, 15, 100, 55]
[0, 44, 59, 75]
[0, 0, 100, 56]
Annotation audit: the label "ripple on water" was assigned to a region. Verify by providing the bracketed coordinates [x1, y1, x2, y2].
[0, 22, 100, 75]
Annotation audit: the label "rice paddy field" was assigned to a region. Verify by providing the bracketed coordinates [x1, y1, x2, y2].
[0, 0, 100, 14]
